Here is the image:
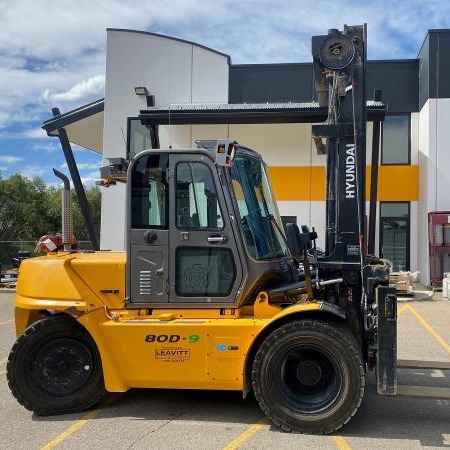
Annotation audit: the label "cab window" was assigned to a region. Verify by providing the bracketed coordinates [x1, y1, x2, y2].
[131, 154, 169, 229]
[175, 162, 223, 230]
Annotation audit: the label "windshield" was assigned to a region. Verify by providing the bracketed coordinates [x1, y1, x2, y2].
[230, 155, 289, 260]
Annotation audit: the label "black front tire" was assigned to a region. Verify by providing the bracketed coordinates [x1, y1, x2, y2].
[252, 320, 364, 434]
[7, 315, 106, 416]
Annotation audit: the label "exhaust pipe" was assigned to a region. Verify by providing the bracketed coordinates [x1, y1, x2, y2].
[53, 169, 73, 252]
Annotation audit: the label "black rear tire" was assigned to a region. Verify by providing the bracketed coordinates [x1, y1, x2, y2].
[7, 315, 106, 416]
[252, 320, 364, 434]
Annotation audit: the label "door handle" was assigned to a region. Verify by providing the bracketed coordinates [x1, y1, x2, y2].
[207, 235, 228, 244]
[144, 231, 157, 244]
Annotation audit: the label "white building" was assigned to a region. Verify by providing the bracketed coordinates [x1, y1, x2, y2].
[43, 28, 450, 285]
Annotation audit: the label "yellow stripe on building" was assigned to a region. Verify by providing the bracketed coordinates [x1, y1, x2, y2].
[268, 165, 419, 201]
[268, 166, 326, 201]
[370, 165, 419, 201]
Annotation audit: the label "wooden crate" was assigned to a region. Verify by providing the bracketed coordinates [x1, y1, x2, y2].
[389, 272, 413, 296]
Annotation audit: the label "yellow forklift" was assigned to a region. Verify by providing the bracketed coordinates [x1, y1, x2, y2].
[7, 25, 450, 434]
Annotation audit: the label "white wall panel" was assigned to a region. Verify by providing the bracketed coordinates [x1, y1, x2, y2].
[229, 124, 314, 166]
[100, 184, 127, 250]
[365, 201, 379, 257]
[310, 201, 326, 250]
[417, 99, 437, 284]
[365, 122, 373, 163]
[277, 201, 326, 250]
[409, 201, 418, 273]
[192, 47, 229, 103]
[277, 201, 309, 224]
[416, 99, 450, 283]
[158, 125, 191, 149]
[436, 99, 450, 211]
[101, 31, 229, 249]
[410, 112, 419, 165]
[228, 122, 375, 168]
[158, 125, 232, 151]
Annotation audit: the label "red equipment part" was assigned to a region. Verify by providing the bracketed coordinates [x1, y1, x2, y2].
[36, 234, 78, 253]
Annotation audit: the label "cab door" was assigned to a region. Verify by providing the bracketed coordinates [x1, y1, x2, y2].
[128, 152, 169, 304]
[168, 154, 243, 304]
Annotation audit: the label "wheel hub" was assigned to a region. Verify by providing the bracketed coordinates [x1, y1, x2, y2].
[56, 358, 70, 373]
[297, 360, 322, 386]
[30, 338, 94, 396]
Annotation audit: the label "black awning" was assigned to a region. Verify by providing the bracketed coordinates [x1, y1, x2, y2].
[42, 98, 104, 135]
[139, 101, 386, 125]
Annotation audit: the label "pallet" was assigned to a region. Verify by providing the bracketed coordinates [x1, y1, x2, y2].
[389, 272, 413, 296]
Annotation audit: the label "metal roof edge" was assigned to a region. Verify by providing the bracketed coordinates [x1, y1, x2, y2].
[141, 101, 385, 112]
[139, 101, 386, 125]
[42, 98, 104, 133]
[231, 62, 313, 68]
[106, 28, 231, 64]
[231, 59, 418, 69]
[367, 59, 418, 64]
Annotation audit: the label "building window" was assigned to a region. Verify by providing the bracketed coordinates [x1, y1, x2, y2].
[381, 115, 410, 165]
[128, 118, 158, 158]
[379, 202, 410, 271]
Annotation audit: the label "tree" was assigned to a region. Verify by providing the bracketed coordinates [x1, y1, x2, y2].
[0, 174, 54, 240]
[72, 186, 101, 241]
[0, 173, 101, 241]
[0, 173, 101, 268]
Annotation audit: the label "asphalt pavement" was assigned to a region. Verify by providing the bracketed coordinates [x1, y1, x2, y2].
[0, 291, 449, 450]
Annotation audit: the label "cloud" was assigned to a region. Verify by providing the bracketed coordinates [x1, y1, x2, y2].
[19, 164, 47, 179]
[23, 127, 51, 139]
[80, 169, 102, 187]
[1, 0, 450, 184]
[0, 155, 24, 164]
[30, 142, 60, 153]
[1, 0, 450, 133]
[60, 162, 100, 170]
[43, 75, 105, 103]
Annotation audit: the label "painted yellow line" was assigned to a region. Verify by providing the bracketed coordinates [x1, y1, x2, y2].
[40, 395, 121, 450]
[0, 319, 14, 326]
[222, 417, 268, 450]
[397, 305, 407, 316]
[406, 305, 450, 356]
[41, 409, 100, 450]
[332, 433, 352, 450]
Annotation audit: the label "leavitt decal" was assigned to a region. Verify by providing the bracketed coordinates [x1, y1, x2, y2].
[155, 347, 191, 363]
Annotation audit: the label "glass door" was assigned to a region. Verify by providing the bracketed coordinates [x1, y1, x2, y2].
[379, 202, 410, 271]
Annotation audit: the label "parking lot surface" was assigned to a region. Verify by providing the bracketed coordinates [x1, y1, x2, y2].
[0, 291, 449, 449]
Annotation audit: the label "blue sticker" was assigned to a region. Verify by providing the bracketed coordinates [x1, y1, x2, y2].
[217, 344, 227, 352]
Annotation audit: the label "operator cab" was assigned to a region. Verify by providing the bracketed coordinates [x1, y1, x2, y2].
[126, 140, 297, 308]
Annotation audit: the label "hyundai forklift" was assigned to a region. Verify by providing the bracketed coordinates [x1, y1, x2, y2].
[7, 24, 450, 434]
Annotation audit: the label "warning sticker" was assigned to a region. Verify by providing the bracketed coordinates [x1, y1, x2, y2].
[346, 245, 360, 256]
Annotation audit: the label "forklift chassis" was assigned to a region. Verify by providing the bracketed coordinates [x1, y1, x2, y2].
[7, 24, 450, 434]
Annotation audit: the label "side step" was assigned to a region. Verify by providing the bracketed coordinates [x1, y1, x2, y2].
[396, 385, 450, 399]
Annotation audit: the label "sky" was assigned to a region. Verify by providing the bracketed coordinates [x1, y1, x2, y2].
[1, 0, 450, 186]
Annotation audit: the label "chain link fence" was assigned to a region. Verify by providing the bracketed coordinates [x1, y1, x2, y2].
[0, 240, 94, 272]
